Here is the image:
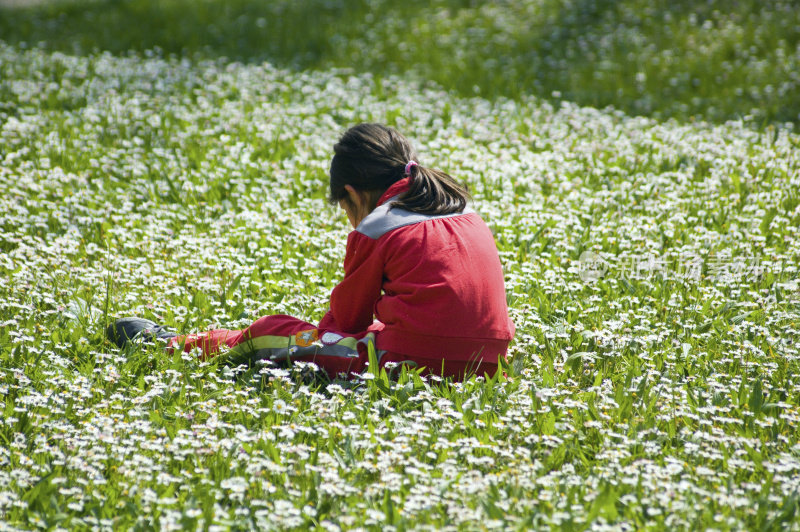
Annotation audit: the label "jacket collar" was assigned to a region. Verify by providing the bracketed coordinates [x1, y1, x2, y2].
[376, 178, 410, 207]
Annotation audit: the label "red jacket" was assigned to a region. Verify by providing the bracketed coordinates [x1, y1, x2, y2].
[319, 179, 515, 363]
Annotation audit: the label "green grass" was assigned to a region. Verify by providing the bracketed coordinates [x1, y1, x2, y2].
[1, 0, 799, 124]
[1, 2, 800, 530]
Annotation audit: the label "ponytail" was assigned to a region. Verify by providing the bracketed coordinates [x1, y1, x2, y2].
[391, 164, 469, 215]
[329, 123, 470, 216]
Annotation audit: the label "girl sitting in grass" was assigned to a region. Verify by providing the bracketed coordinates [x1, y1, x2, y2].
[109, 123, 515, 380]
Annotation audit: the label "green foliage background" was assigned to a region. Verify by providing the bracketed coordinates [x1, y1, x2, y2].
[1, 0, 798, 124]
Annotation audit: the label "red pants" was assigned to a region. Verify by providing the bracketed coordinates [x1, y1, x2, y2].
[167, 314, 498, 381]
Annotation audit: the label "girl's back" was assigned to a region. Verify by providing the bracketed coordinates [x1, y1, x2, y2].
[324, 177, 514, 364]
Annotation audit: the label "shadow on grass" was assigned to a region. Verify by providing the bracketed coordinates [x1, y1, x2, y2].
[1, 0, 797, 124]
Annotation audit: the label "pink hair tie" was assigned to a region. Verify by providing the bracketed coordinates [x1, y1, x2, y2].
[404, 160, 418, 176]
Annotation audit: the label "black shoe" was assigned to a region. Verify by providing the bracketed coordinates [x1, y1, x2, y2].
[107, 317, 178, 348]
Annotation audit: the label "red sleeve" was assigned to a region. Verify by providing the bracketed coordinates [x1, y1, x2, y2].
[318, 231, 383, 333]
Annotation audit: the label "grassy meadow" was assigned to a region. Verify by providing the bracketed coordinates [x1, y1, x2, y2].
[1, 0, 799, 123]
[1, 0, 800, 530]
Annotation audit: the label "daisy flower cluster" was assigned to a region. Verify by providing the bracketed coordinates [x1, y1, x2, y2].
[0, 41, 799, 530]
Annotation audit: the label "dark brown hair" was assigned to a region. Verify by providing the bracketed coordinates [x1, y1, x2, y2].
[328, 123, 469, 215]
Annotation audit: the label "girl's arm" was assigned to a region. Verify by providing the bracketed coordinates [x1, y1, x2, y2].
[318, 232, 383, 333]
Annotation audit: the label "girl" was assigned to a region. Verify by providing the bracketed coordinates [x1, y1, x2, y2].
[109, 123, 515, 380]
